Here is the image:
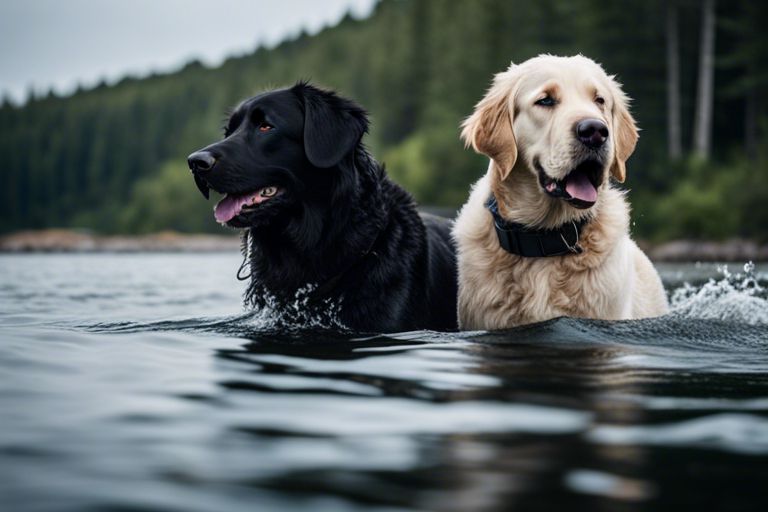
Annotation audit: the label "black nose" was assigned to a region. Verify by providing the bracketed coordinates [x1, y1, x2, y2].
[576, 119, 609, 149]
[187, 151, 216, 173]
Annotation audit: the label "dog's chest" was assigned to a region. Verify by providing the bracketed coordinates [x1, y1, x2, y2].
[495, 255, 628, 324]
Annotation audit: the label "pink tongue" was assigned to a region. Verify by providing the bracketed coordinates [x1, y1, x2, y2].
[214, 191, 265, 223]
[565, 173, 597, 203]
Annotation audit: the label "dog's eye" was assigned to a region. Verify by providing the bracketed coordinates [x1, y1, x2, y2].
[258, 122, 273, 133]
[535, 96, 557, 107]
[595, 96, 606, 106]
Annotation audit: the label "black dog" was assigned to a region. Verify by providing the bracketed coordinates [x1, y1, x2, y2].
[187, 83, 457, 332]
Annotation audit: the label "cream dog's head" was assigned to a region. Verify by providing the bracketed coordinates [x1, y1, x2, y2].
[462, 54, 638, 213]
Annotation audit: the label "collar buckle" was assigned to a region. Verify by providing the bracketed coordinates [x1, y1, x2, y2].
[486, 195, 588, 258]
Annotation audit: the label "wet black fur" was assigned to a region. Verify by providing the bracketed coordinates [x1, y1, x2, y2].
[189, 83, 458, 332]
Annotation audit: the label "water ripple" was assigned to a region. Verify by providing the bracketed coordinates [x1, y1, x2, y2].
[2, 255, 768, 512]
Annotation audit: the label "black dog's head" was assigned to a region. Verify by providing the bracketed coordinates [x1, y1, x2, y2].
[187, 82, 369, 229]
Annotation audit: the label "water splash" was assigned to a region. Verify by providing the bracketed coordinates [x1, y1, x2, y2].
[670, 262, 768, 326]
[84, 283, 348, 335]
[243, 283, 348, 332]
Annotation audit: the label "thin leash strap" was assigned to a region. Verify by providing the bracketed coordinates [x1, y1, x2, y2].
[236, 230, 252, 281]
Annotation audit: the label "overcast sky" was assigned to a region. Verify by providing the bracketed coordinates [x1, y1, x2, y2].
[0, 0, 376, 103]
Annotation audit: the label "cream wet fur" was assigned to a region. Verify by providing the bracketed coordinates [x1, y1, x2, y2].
[453, 55, 668, 330]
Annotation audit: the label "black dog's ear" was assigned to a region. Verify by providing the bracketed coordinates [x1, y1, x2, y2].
[295, 83, 369, 168]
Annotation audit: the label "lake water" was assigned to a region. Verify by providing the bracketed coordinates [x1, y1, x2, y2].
[1, 254, 767, 511]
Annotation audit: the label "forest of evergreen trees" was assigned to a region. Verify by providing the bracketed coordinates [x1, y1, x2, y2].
[1, 0, 766, 240]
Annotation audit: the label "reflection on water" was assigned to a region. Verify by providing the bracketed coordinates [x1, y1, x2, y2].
[0, 255, 767, 511]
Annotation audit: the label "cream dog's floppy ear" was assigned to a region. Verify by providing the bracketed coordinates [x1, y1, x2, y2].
[461, 68, 519, 181]
[608, 78, 638, 183]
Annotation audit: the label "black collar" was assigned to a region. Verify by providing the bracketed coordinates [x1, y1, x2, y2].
[486, 195, 588, 257]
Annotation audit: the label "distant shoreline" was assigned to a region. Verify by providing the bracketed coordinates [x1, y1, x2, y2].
[0, 229, 766, 262]
[0, 229, 240, 253]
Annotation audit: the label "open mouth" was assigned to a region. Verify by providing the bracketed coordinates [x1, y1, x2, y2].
[213, 186, 284, 224]
[536, 158, 604, 209]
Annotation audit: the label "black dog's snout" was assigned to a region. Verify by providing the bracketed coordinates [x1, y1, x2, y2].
[576, 119, 609, 149]
[187, 151, 217, 173]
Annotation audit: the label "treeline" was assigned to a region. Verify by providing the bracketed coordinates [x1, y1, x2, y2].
[1, 0, 766, 240]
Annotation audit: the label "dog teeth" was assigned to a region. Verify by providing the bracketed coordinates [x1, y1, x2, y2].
[261, 187, 277, 197]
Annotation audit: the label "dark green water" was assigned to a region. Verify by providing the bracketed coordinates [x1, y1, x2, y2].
[1, 255, 766, 511]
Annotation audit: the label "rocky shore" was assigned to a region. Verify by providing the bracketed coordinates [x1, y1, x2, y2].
[0, 229, 766, 262]
[0, 230, 240, 253]
[641, 239, 768, 263]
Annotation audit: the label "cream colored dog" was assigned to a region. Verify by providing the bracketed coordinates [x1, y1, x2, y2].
[453, 55, 668, 330]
